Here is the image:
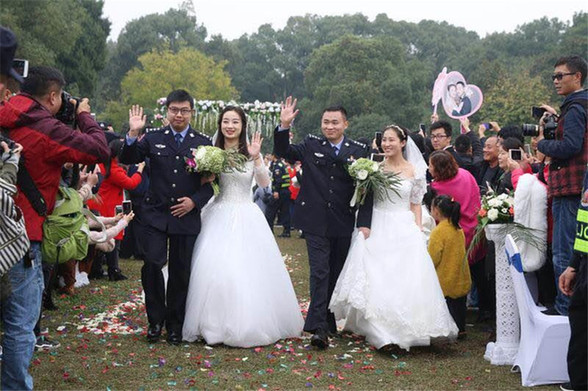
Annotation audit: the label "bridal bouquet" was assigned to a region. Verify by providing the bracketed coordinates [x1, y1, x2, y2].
[185, 146, 247, 194]
[347, 158, 401, 206]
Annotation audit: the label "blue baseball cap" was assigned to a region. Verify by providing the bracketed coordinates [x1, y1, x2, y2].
[0, 27, 24, 83]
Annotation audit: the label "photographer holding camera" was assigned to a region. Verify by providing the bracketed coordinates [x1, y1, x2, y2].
[534, 56, 587, 317]
[0, 65, 108, 390]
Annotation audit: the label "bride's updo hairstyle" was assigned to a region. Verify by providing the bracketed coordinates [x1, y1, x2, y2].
[383, 124, 408, 142]
[215, 106, 250, 158]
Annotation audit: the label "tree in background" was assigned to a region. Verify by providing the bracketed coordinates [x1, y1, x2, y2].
[476, 66, 554, 127]
[95, 6, 207, 111]
[0, 0, 110, 97]
[103, 48, 237, 128]
[297, 35, 430, 138]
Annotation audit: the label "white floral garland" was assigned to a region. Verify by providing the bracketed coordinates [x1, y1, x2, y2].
[154, 98, 282, 136]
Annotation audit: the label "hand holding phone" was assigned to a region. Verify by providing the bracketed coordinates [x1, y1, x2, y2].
[532, 106, 547, 119]
[509, 149, 522, 161]
[375, 131, 383, 152]
[122, 200, 132, 214]
[370, 153, 384, 162]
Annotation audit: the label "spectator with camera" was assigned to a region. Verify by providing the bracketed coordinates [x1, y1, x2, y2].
[0, 65, 109, 390]
[87, 139, 144, 280]
[534, 56, 588, 316]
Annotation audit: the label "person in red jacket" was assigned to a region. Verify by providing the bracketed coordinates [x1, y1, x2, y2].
[0, 65, 108, 390]
[87, 139, 144, 280]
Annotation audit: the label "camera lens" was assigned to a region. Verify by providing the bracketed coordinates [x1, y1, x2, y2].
[521, 124, 540, 137]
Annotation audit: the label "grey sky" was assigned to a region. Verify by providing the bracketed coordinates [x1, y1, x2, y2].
[104, 0, 586, 42]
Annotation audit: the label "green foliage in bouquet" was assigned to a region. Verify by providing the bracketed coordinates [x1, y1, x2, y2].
[347, 158, 402, 206]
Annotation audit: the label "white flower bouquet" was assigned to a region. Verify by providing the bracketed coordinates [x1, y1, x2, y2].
[467, 189, 543, 259]
[185, 146, 247, 194]
[347, 158, 401, 206]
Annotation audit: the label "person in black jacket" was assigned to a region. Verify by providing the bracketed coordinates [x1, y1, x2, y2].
[477, 135, 504, 194]
[274, 97, 373, 349]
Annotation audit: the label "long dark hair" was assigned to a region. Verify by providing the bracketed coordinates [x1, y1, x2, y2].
[104, 138, 124, 178]
[214, 106, 249, 158]
[432, 195, 461, 229]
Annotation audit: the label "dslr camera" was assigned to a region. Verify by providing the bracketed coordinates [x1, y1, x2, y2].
[55, 91, 80, 127]
[0, 134, 16, 150]
[521, 114, 558, 140]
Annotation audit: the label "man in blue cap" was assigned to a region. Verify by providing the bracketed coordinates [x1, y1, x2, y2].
[0, 26, 24, 99]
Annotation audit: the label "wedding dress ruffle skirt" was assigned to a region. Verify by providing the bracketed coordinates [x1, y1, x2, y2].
[330, 178, 458, 350]
[183, 163, 303, 347]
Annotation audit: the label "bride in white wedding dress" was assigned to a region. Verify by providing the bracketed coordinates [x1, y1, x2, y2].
[182, 107, 303, 347]
[329, 125, 458, 350]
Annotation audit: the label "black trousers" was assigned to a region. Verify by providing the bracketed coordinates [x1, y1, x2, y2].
[567, 261, 587, 391]
[105, 240, 121, 274]
[470, 257, 494, 315]
[265, 190, 291, 233]
[120, 204, 147, 260]
[303, 233, 351, 334]
[446, 296, 467, 332]
[142, 225, 197, 333]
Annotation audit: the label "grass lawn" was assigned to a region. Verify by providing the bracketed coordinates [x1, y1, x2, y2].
[31, 236, 558, 390]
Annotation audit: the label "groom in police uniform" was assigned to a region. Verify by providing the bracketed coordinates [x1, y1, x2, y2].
[274, 97, 373, 349]
[120, 90, 214, 344]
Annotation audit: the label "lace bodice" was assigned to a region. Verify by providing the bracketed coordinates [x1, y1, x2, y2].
[214, 161, 269, 203]
[374, 176, 427, 212]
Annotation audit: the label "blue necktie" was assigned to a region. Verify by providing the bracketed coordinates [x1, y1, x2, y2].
[332, 146, 339, 156]
[175, 133, 182, 147]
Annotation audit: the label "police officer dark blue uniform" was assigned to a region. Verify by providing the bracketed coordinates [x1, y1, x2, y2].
[273, 98, 373, 349]
[119, 90, 214, 344]
[265, 156, 291, 237]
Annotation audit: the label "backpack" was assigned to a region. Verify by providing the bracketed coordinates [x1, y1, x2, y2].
[41, 186, 89, 264]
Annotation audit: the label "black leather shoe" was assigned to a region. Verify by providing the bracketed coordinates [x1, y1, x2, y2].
[278, 232, 291, 238]
[147, 323, 163, 343]
[167, 330, 182, 345]
[310, 330, 328, 350]
[109, 269, 128, 281]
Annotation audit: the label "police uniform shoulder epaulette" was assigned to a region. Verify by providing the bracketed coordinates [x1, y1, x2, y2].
[348, 139, 367, 149]
[144, 127, 163, 134]
[307, 134, 325, 142]
[194, 131, 213, 141]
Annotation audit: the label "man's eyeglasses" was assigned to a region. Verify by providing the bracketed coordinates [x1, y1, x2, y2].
[430, 134, 448, 140]
[168, 107, 193, 115]
[551, 72, 575, 81]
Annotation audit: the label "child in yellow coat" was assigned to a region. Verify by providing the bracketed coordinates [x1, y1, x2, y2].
[428, 195, 472, 336]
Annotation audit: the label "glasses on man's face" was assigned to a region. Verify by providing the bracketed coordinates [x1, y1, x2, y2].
[168, 107, 192, 115]
[430, 134, 448, 140]
[551, 72, 575, 81]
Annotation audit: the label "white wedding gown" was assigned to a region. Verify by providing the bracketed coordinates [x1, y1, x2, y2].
[182, 161, 304, 347]
[329, 176, 458, 350]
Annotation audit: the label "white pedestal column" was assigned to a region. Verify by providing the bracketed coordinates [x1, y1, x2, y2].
[483, 224, 520, 365]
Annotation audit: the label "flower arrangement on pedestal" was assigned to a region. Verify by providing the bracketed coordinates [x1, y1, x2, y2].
[467, 189, 543, 259]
